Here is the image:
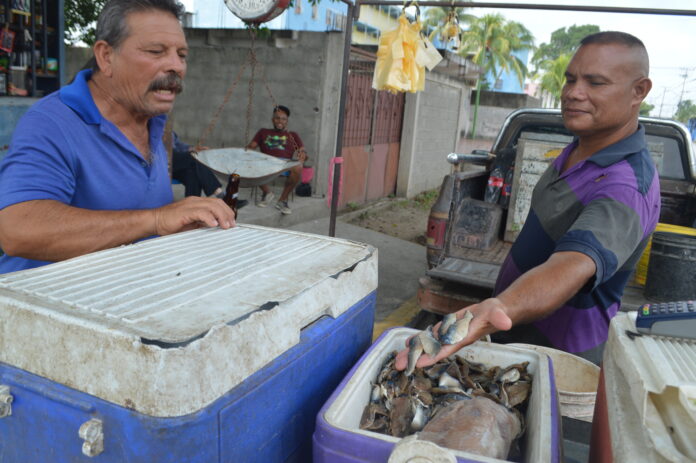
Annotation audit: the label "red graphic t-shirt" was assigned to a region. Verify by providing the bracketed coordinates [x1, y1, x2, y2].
[252, 129, 304, 159]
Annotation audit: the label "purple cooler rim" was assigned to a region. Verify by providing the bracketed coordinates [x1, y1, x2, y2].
[314, 327, 561, 463]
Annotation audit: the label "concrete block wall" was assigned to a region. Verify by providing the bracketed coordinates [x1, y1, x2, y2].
[397, 72, 470, 198]
[468, 91, 541, 139]
[65, 47, 93, 82]
[172, 28, 345, 198]
[470, 105, 517, 139]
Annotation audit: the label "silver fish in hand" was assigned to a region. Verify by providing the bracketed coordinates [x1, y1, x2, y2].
[440, 311, 474, 345]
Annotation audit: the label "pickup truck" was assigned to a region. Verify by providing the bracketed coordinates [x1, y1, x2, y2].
[420, 108, 696, 314]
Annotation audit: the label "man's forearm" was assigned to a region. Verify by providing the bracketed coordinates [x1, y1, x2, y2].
[496, 251, 597, 325]
[0, 200, 157, 261]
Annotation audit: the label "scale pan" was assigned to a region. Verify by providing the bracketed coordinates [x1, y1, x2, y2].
[193, 148, 300, 187]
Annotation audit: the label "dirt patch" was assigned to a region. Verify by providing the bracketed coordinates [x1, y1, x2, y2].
[345, 190, 438, 245]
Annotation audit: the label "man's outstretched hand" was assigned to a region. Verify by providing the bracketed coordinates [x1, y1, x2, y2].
[394, 298, 513, 371]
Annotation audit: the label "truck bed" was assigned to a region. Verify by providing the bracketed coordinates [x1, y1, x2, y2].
[422, 252, 652, 315]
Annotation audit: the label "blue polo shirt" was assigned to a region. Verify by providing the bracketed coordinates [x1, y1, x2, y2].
[494, 126, 661, 353]
[0, 69, 173, 273]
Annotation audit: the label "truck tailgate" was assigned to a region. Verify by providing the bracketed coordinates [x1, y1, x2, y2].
[427, 238, 511, 288]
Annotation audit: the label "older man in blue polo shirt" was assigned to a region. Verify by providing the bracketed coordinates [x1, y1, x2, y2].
[0, 0, 235, 274]
[397, 31, 660, 368]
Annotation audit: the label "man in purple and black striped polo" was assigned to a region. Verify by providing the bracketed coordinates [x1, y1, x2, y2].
[396, 31, 659, 371]
[487, 32, 659, 362]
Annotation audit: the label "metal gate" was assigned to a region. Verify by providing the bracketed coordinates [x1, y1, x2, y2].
[340, 47, 404, 206]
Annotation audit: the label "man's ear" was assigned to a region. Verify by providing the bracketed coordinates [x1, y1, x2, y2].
[93, 40, 114, 77]
[633, 77, 652, 103]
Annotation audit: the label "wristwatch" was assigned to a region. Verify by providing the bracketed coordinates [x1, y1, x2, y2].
[224, 0, 291, 24]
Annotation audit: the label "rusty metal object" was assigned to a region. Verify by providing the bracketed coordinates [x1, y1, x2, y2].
[417, 280, 481, 316]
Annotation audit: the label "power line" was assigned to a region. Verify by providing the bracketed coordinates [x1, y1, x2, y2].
[678, 68, 689, 107]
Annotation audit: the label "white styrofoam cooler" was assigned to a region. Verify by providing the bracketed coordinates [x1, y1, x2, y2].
[595, 312, 696, 462]
[0, 225, 378, 417]
[314, 327, 561, 463]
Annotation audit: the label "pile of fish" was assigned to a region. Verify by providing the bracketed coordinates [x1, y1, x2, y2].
[359, 312, 534, 457]
[360, 351, 532, 440]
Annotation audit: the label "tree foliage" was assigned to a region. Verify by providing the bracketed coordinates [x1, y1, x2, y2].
[639, 101, 654, 117]
[532, 24, 599, 71]
[422, 7, 475, 49]
[674, 100, 696, 123]
[538, 54, 570, 108]
[65, 0, 105, 46]
[458, 13, 534, 137]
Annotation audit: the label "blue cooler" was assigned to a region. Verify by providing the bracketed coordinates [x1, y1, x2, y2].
[0, 226, 378, 462]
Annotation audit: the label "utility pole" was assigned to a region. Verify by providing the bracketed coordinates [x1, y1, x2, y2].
[659, 87, 666, 118]
[678, 68, 689, 109]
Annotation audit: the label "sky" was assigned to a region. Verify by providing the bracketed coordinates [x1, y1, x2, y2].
[180, 0, 695, 118]
[457, 0, 696, 118]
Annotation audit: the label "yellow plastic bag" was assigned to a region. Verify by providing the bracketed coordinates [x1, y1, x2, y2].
[373, 14, 441, 94]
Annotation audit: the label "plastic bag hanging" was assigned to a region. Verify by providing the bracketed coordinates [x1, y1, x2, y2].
[373, 14, 442, 94]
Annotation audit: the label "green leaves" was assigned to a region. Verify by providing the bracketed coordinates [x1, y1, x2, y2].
[531, 24, 599, 71]
[64, 0, 105, 46]
[459, 14, 533, 86]
[457, 13, 534, 138]
[674, 100, 696, 123]
[639, 101, 654, 117]
[538, 53, 570, 108]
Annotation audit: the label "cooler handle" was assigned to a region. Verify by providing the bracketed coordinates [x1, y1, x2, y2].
[79, 418, 104, 457]
[0, 385, 12, 418]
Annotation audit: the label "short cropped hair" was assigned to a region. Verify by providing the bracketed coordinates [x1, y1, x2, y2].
[91, 0, 185, 72]
[274, 105, 291, 118]
[580, 31, 649, 75]
[580, 31, 645, 50]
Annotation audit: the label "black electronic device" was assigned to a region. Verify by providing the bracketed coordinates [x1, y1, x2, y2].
[635, 301, 696, 340]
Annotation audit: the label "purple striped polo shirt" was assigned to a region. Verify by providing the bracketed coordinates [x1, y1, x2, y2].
[494, 125, 661, 353]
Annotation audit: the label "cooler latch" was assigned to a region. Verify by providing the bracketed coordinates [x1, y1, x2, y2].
[0, 385, 12, 418]
[79, 418, 104, 457]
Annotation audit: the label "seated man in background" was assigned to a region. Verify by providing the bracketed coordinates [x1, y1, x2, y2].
[246, 105, 307, 215]
[171, 132, 247, 208]
[0, 0, 235, 274]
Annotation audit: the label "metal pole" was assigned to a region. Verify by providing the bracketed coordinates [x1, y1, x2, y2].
[329, 0, 357, 237]
[352, 2, 696, 17]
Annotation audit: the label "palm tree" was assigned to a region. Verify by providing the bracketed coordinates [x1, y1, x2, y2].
[422, 7, 475, 49]
[538, 53, 571, 108]
[459, 14, 534, 138]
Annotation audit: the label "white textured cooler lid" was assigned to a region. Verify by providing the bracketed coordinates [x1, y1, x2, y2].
[0, 225, 373, 344]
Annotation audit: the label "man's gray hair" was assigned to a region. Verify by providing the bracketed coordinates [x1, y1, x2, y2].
[91, 0, 185, 72]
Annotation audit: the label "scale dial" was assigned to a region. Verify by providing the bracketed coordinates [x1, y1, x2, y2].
[224, 0, 290, 24]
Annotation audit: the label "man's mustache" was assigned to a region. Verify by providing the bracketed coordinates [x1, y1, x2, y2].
[148, 73, 183, 94]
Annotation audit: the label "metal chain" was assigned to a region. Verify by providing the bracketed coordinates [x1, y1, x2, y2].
[196, 59, 249, 149]
[244, 27, 258, 148]
[197, 26, 300, 156]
